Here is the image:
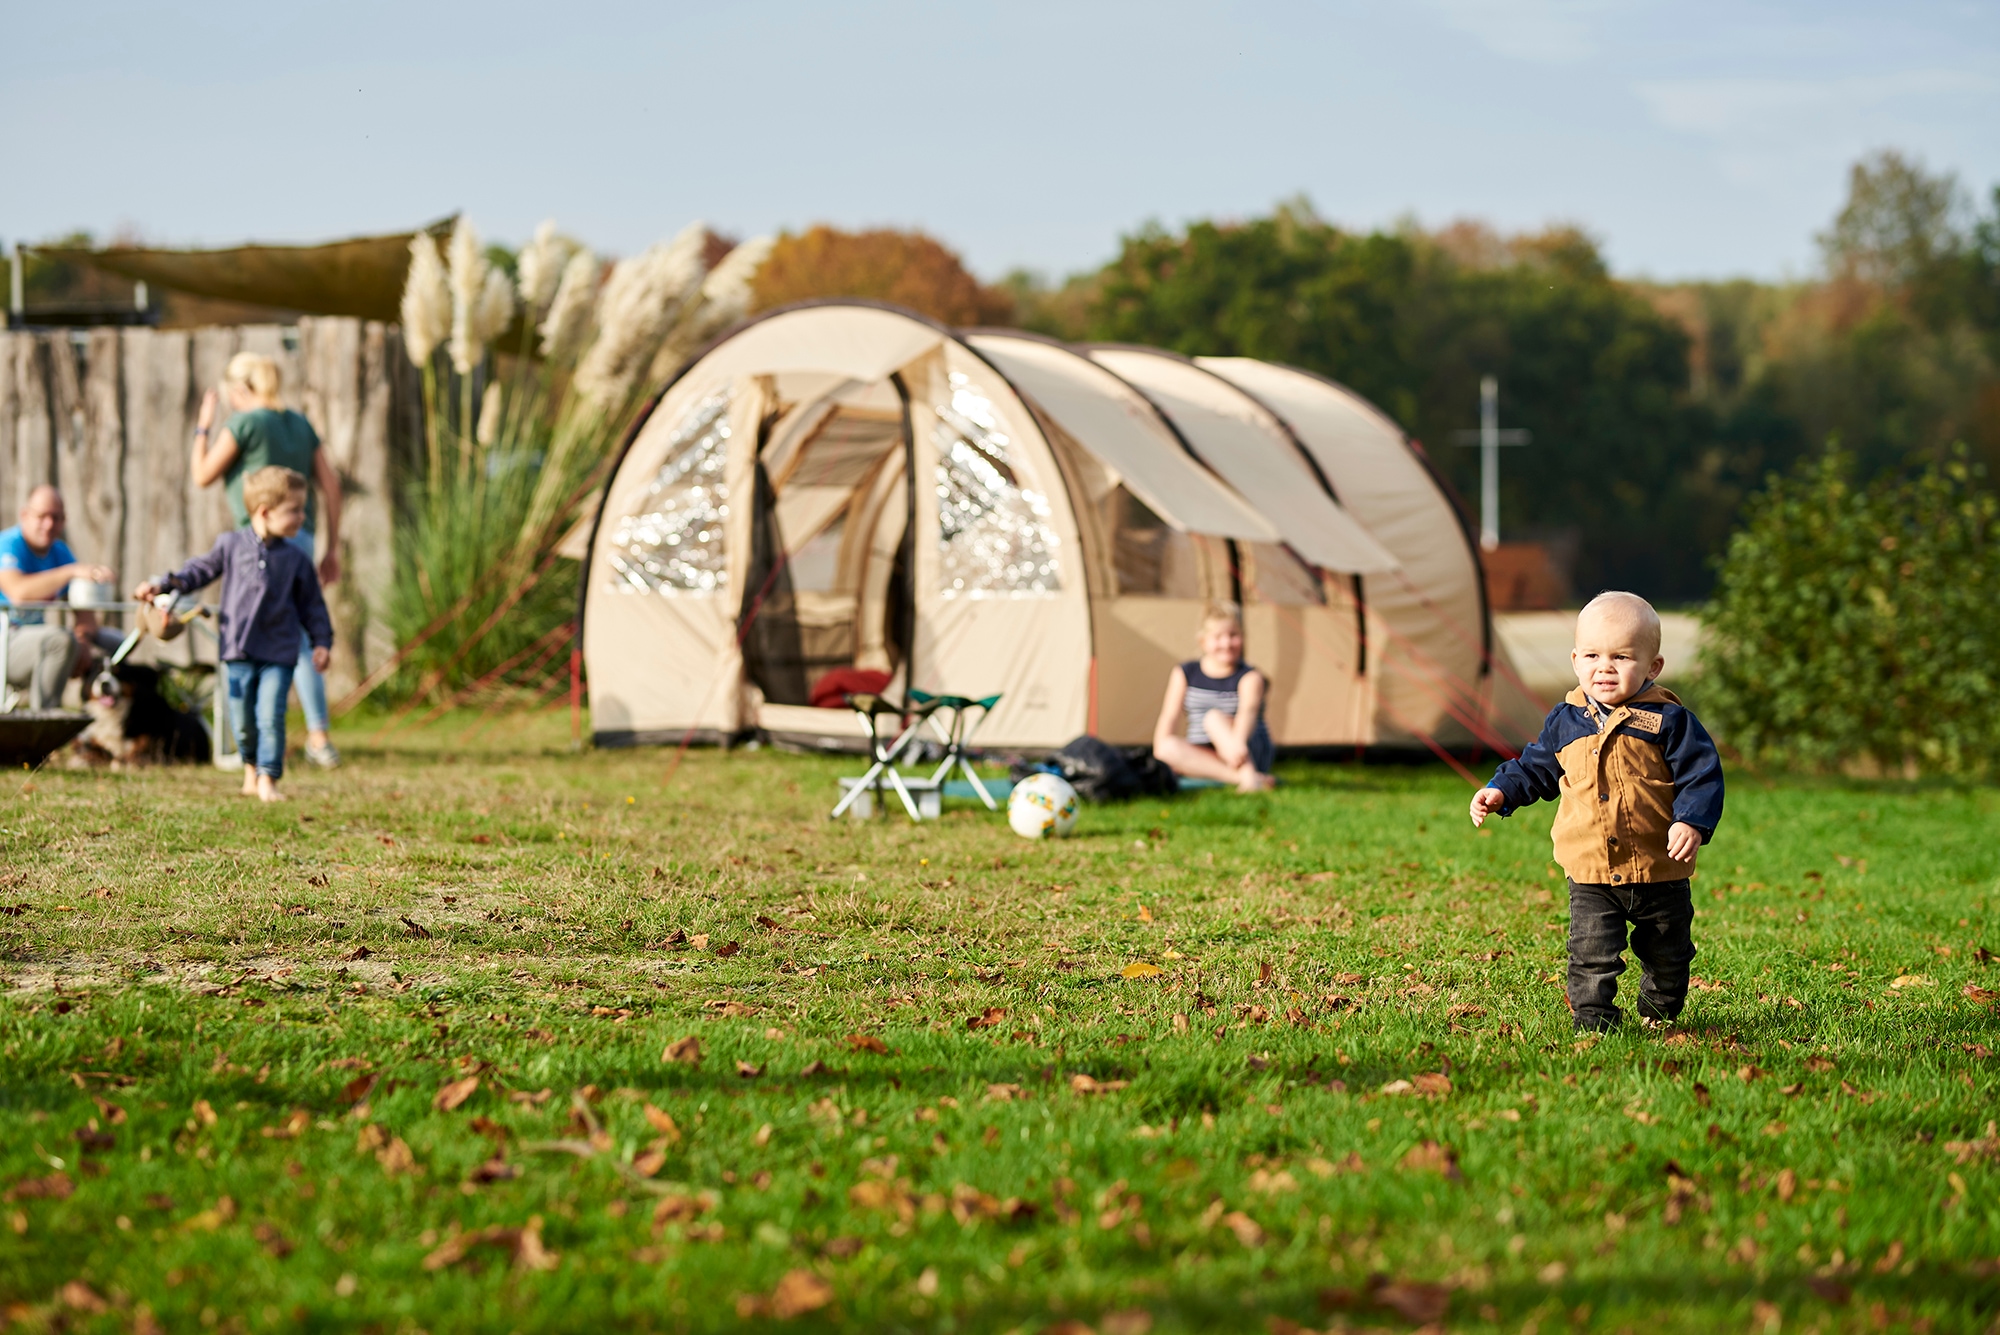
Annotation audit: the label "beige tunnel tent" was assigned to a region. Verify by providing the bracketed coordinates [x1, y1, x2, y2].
[579, 300, 1542, 756]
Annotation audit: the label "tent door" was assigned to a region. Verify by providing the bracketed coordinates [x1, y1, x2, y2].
[739, 384, 915, 708]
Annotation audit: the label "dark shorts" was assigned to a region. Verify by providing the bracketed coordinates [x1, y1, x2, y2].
[1567, 878, 1696, 1031]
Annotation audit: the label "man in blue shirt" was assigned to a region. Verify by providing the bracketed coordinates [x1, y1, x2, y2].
[0, 486, 115, 708]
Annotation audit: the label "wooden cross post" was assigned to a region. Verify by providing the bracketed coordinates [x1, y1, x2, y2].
[1452, 375, 1530, 551]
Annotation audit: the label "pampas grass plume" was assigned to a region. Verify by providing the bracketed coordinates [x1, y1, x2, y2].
[400, 232, 451, 367]
[647, 234, 775, 383]
[473, 267, 516, 349]
[539, 249, 598, 361]
[516, 220, 573, 319]
[573, 221, 711, 410]
[447, 216, 491, 374]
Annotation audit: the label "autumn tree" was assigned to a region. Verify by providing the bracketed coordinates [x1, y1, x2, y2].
[751, 226, 1012, 327]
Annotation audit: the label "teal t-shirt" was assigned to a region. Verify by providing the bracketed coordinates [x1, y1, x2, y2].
[224, 408, 321, 532]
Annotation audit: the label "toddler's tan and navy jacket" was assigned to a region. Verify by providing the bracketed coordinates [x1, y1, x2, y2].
[1487, 682, 1723, 886]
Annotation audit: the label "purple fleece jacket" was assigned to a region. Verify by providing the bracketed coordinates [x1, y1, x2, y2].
[154, 529, 333, 664]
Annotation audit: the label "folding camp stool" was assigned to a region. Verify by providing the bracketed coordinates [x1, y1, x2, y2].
[830, 694, 939, 821]
[908, 690, 1003, 810]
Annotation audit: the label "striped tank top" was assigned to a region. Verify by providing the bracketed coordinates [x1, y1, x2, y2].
[1181, 659, 1275, 770]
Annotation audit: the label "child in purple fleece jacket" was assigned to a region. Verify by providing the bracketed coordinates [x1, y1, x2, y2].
[134, 466, 332, 802]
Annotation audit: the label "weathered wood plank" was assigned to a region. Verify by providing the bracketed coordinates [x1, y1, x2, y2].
[65, 328, 126, 575]
[10, 335, 53, 512]
[120, 328, 193, 588]
[186, 326, 241, 553]
[0, 333, 17, 512]
[320, 319, 398, 693]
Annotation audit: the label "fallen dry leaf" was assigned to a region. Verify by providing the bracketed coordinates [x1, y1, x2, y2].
[1889, 974, 1932, 990]
[1964, 984, 2000, 1005]
[662, 1036, 704, 1066]
[1220, 1210, 1265, 1246]
[704, 1000, 760, 1018]
[58, 1281, 108, 1314]
[652, 1193, 714, 1228]
[966, 1007, 1008, 1030]
[770, 1268, 834, 1318]
[1120, 961, 1164, 979]
[1775, 1168, 1798, 1202]
[644, 1104, 682, 1143]
[339, 945, 372, 962]
[192, 1098, 218, 1127]
[376, 1136, 419, 1177]
[985, 1083, 1023, 1102]
[713, 940, 742, 958]
[180, 1196, 237, 1232]
[1411, 1072, 1452, 1097]
[434, 1076, 481, 1112]
[399, 916, 432, 940]
[1398, 1140, 1462, 1180]
[736, 1060, 765, 1079]
[1737, 1065, 1765, 1083]
[1805, 1055, 1837, 1072]
[4, 1172, 73, 1202]
[1070, 1074, 1129, 1095]
[1373, 1278, 1451, 1323]
[846, 1034, 889, 1054]
[422, 1215, 559, 1272]
[260, 1109, 311, 1140]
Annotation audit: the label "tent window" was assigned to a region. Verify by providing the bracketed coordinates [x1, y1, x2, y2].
[933, 373, 1062, 598]
[1105, 487, 1201, 597]
[605, 391, 732, 595]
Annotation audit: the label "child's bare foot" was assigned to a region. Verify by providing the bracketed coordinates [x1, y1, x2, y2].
[241, 771, 259, 797]
[1235, 768, 1276, 794]
[256, 773, 288, 803]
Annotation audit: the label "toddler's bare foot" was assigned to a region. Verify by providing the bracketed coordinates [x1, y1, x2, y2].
[1235, 768, 1276, 794]
[241, 771, 259, 797]
[256, 774, 288, 803]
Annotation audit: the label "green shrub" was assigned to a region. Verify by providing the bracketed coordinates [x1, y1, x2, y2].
[1701, 446, 1999, 775]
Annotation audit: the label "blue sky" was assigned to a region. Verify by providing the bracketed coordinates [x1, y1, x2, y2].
[6, 1, 1997, 281]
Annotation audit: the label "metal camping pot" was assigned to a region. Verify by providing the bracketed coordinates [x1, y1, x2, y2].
[67, 578, 118, 609]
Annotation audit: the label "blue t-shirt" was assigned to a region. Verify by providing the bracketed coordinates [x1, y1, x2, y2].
[0, 526, 75, 625]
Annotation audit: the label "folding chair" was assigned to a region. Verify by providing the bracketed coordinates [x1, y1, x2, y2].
[829, 693, 934, 821]
[908, 690, 1003, 810]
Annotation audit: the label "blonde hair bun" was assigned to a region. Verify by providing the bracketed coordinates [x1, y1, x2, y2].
[1199, 599, 1243, 631]
[224, 352, 283, 405]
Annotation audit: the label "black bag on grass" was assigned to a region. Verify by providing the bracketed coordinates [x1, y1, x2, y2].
[1014, 735, 1178, 803]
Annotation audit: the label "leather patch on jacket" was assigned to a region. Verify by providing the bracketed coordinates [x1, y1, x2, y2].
[1624, 709, 1663, 734]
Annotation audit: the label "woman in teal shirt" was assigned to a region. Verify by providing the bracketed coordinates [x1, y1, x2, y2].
[189, 352, 344, 769]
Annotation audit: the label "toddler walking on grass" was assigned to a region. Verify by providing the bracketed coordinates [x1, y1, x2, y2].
[133, 466, 332, 803]
[1469, 592, 1723, 1032]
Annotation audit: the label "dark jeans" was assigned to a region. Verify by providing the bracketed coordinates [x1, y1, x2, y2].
[1567, 878, 1696, 1031]
[227, 659, 296, 779]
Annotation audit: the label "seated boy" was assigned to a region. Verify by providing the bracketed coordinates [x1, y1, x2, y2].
[133, 466, 332, 802]
[1469, 592, 1723, 1032]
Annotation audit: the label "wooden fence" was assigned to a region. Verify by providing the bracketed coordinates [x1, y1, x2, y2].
[0, 318, 419, 697]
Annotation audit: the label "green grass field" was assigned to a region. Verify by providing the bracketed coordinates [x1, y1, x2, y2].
[2, 714, 1996, 1333]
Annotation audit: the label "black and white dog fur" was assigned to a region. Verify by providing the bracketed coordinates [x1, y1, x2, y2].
[70, 662, 210, 768]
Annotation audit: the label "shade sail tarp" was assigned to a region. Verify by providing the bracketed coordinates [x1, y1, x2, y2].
[966, 333, 1276, 543]
[1086, 347, 1401, 575]
[30, 218, 454, 321]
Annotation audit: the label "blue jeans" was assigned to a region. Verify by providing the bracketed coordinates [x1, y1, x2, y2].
[283, 531, 329, 732]
[227, 660, 296, 779]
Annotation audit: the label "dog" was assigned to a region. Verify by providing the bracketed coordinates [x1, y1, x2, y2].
[69, 662, 211, 768]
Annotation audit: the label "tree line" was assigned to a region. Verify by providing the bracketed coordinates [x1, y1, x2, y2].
[750, 153, 2000, 604]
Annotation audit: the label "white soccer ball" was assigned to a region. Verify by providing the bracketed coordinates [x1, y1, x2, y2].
[1008, 772, 1080, 839]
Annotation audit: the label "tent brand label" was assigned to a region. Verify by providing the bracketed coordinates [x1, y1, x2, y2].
[1623, 710, 1663, 735]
